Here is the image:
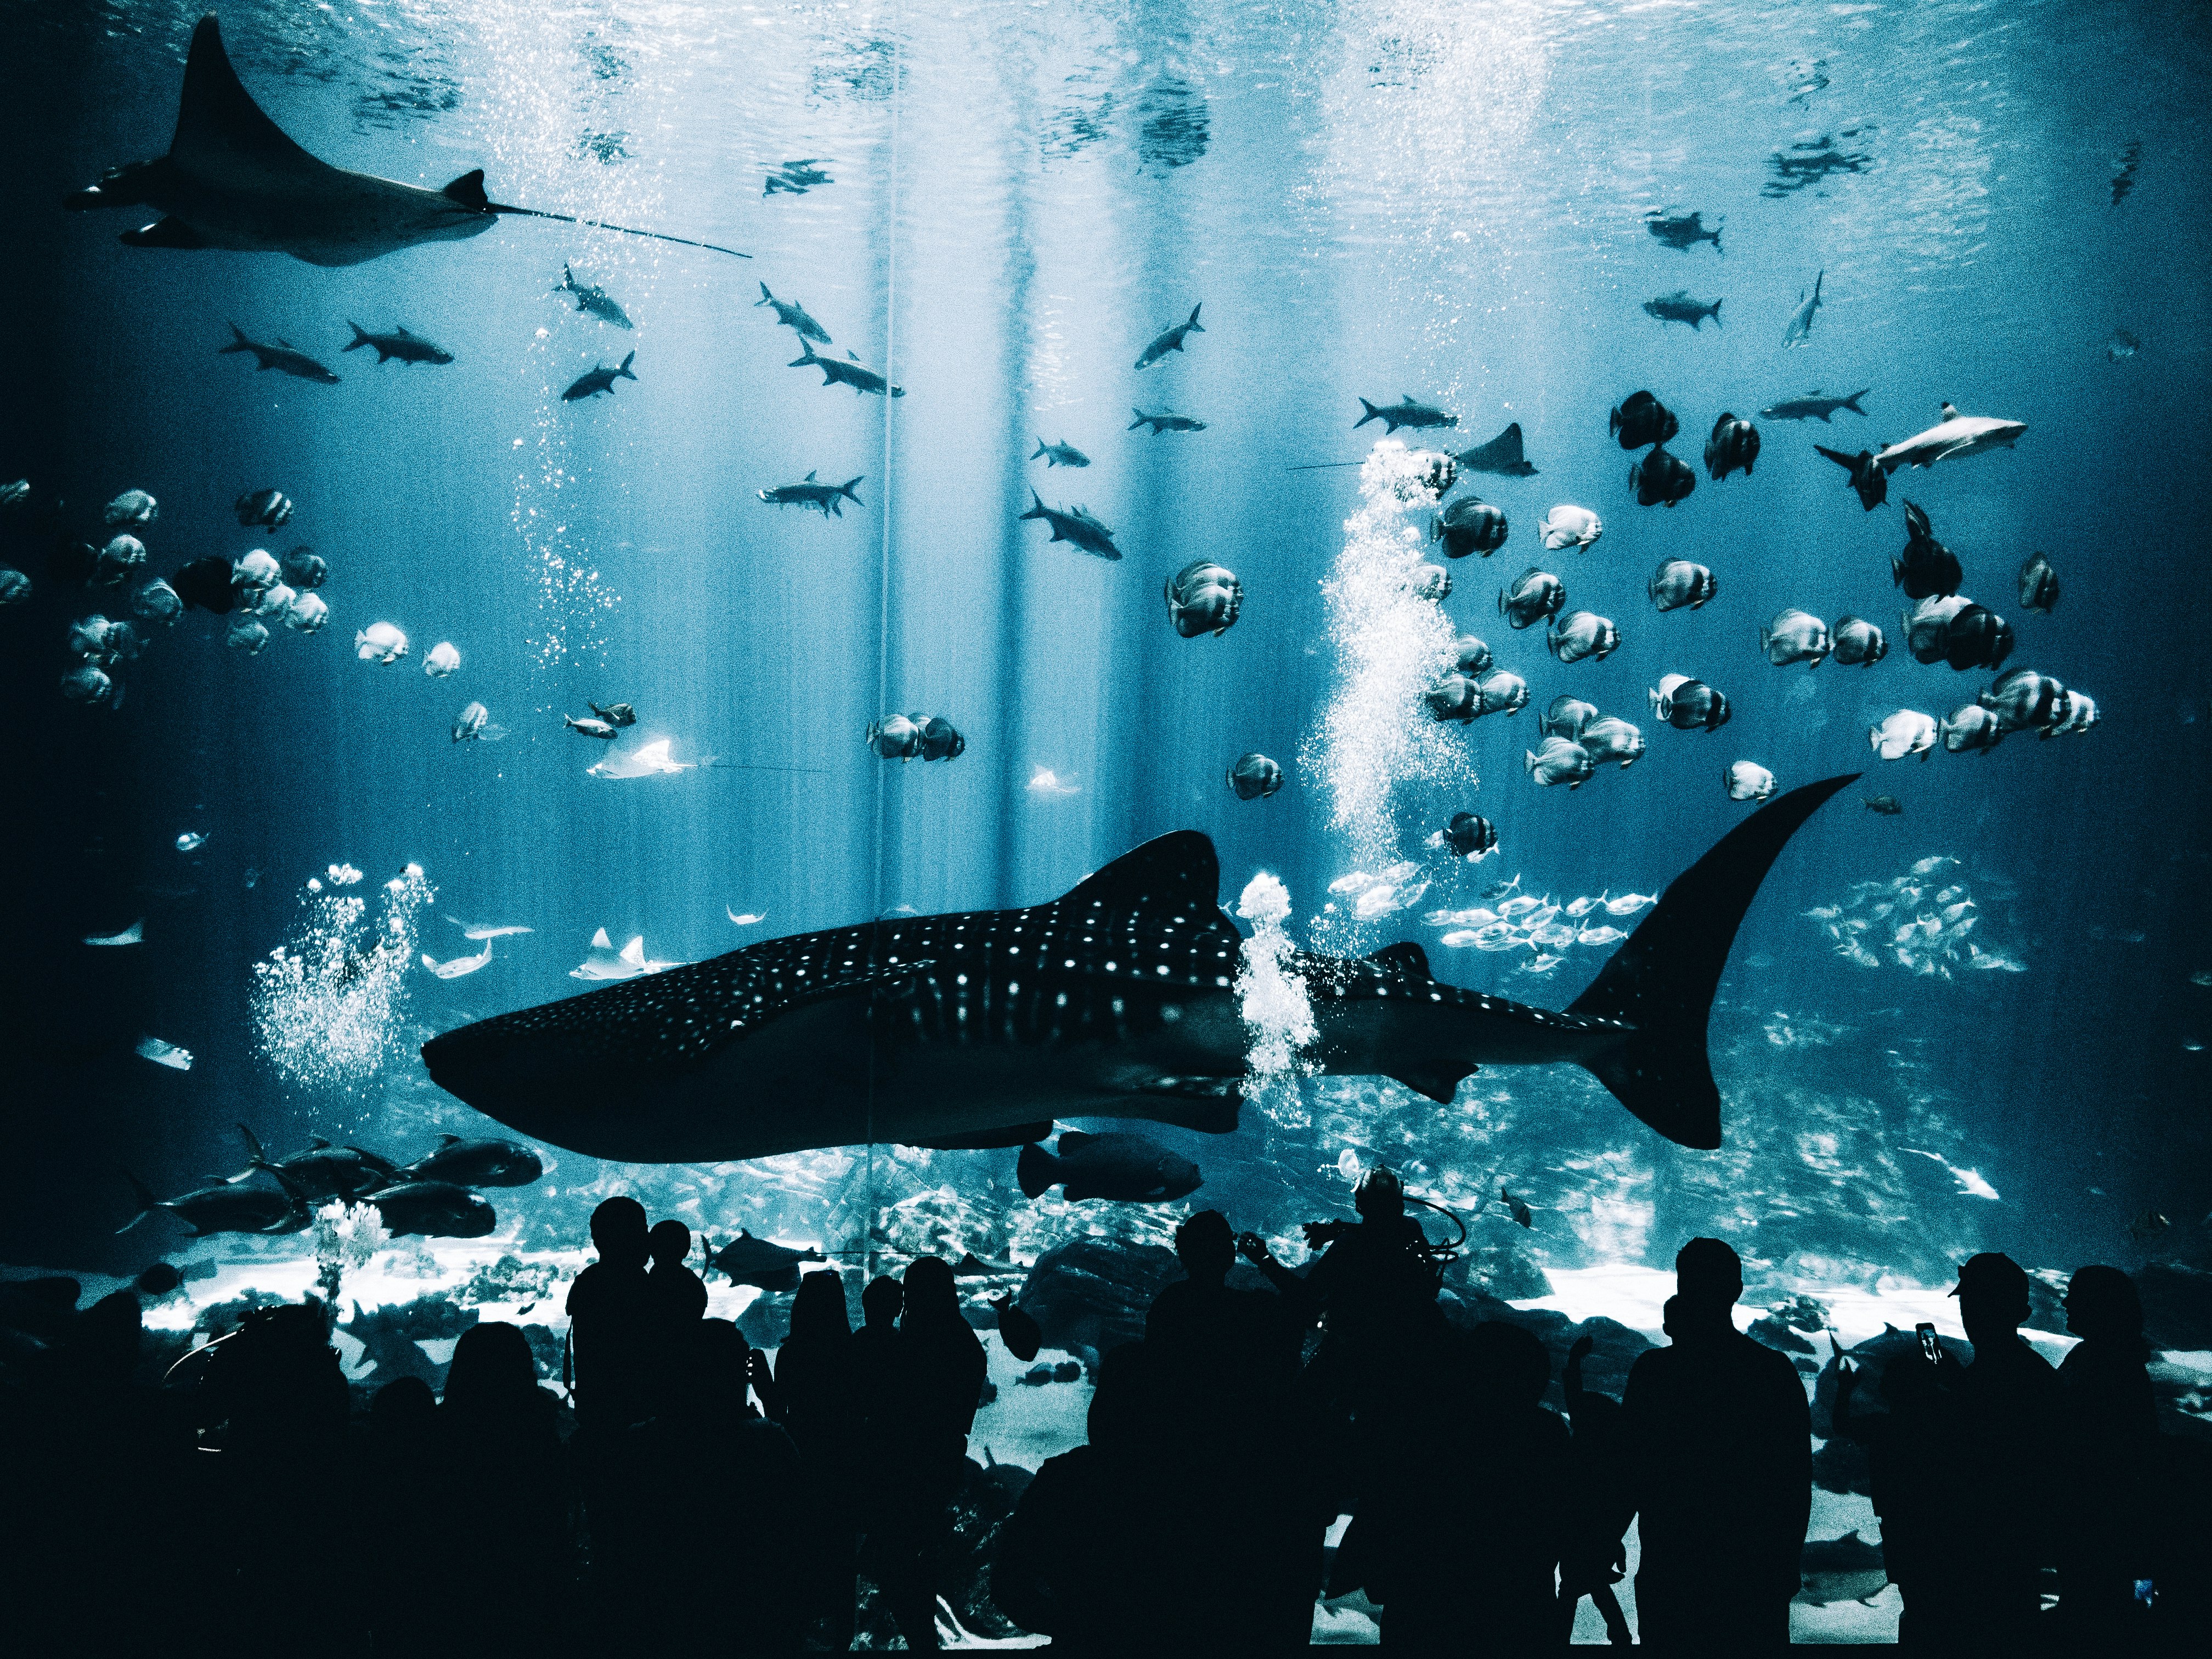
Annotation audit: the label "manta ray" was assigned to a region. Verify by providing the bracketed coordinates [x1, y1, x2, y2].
[66, 15, 746, 266]
[423, 776, 1857, 1163]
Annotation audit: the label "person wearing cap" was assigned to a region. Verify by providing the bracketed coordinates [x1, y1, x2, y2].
[1622, 1238, 1811, 1649]
[1944, 1251, 2061, 1646]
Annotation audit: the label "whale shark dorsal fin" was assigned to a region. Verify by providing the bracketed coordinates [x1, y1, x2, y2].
[171, 15, 328, 180]
[1364, 941, 1434, 979]
[1059, 831, 1220, 911]
[804, 470, 817, 481]
[620, 936, 647, 965]
[309, 1136, 331, 1149]
[1940, 402, 1959, 419]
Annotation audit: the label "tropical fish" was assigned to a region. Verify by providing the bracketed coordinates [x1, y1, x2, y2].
[1645, 210, 1720, 252]
[1019, 492, 1121, 560]
[563, 352, 637, 400]
[1031, 438, 1090, 468]
[1135, 304, 1204, 369]
[419, 781, 1859, 1161]
[1609, 391, 1678, 449]
[1649, 560, 1717, 612]
[1629, 448, 1695, 507]
[557, 263, 634, 327]
[1016, 1131, 1202, 1203]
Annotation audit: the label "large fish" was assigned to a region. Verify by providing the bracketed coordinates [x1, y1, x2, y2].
[422, 778, 1856, 1160]
[66, 16, 746, 266]
[1874, 403, 2026, 472]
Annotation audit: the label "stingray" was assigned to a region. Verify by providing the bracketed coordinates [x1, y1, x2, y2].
[588, 738, 692, 780]
[447, 917, 533, 941]
[67, 16, 747, 267]
[569, 928, 681, 981]
[421, 940, 493, 980]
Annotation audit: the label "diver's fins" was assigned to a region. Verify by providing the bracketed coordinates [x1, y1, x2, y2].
[1568, 774, 1857, 1148]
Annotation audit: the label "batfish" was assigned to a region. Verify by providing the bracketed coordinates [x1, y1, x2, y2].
[422, 778, 1858, 1161]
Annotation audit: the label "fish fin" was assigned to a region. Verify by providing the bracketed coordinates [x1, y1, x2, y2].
[1187, 303, 1203, 330]
[120, 216, 206, 249]
[170, 18, 328, 180]
[1567, 774, 1857, 1148]
[441, 170, 490, 212]
[1015, 1143, 1057, 1199]
[618, 351, 636, 376]
[1363, 942, 1434, 979]
[235, 1123, 269, 1167]
[908, 1121, 1054, 1152]
[1355, 398, 1379, 429]
[1059, 830, 1218, 909]
[309, 1136, 332, 1149]
[756, 282, 772, 303]
[1057, 1130, 1097, 1153]
[119, 1170, 162, 1232]
[1386, 1061, 1477, 1105]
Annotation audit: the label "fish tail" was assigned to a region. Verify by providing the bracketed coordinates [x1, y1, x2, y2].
[1355, 398, 1380, 430]
[1015, 1142, 1057, 1200]
[119, 1170, 161, 1233]
[1031, 438, 1046, 458]
[840, 476, 865, 505]
[219, 323, 250, 353]
[1567, 774, 1856, 1148]
[344, 322, 370, 352]
[236, 1122, 270, 1171]
[1020, 490, 1045, 520]
[1842, 390, 1868, 414]
[1712, 219, 1723, 253]
[618, 351, 636, 379]
[1187, 303, 1204, 331]
[1127, 409, 1146, 431]
[1709, 298, 1723, 325]
[756, 282, 773, 304]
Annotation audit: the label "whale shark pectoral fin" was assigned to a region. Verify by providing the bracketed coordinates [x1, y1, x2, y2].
[906, 1120, 1055, 1151]
[1385, 1061, 1477, 1105]
[1363, 942, 1434, 979]
[1060, 830, 1220, 910]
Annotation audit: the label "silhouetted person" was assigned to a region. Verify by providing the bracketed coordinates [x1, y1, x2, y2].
[1146, 1210, 1326, 1647]
[1558, 1330, 1634, 1645]
[1946, 1251, 2059, 1645]
[426, 1322, 570, 1656]
[626, 1319, 803, 1653]
[1834, 1325, 1963, 1645]
[2053, 1265, 2155, 1643]
[753, 1271, 861, 1647]
[566, 1196, 655, 1434]
[1239, 1166, 1442, 1427]
[645, 1217, 708, 1410]
[872, 1255, 988, 1650]
[1356, 1320, 1568, 1648]
[853, 1270, 907, 1525]
[366, 1377, 441, 1655]
[1623, 1238, 1810, 1650]
[993, 1341, 1161, 1651]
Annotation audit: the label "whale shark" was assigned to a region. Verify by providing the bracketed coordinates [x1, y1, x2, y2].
[421, 776, 1856, 1163]
[66, 15, 746, 266]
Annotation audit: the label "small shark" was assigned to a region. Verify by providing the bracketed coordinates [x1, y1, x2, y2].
[1355, 395, 1457, 434]
[67, 16, 747, 267]
[1019, 492, 1121, 560]
[1815, 445, 1888, 511]
[345, 323, 453, 365]
[557, 264, 633, 328]
[1645, 209, 1722, 252]
[218, 323, 338, 382]
[1136, 303, 1204, 370]
[789, 340, 904, 397]
[755, 283, 831, 343]
[420, 777, 1855, 1163]
[758, 471, 865, 516]
[563, 351, 636, 400]
[1129, 408, 1206, 435]
[1031, 438, 1091, 469]
[1761, 388, 1866, 422]
[1782, 271, 1824, 348]
[1643, 291, 1723, 329]
[1873, 403, 2026, 472]
[1453, 422, 1539, 477]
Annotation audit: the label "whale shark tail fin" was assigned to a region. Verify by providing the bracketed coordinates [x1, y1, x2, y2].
[1568, 773, 1856, 1147]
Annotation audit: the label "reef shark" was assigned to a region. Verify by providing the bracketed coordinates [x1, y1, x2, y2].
[66, 14, 747, 266]
[1874, 403, 2027, 472]
[422, 775, 1856, 1163]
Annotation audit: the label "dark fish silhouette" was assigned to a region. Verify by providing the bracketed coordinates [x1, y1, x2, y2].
[397, 1134, 544, 1187]
[2111, 139, 2141, 207]
[1643, 291, 1722, 329]
[218, 324, 338, 383]
[708, 1229, 826, 1290]
[563, 351, 636, 400]
[1645, 210, 1721, 252]
[1891, 503, 1962, 599]
[1356, 395, 1457, 434]
[1815, 444, 1887, 511]
[1705, 414, 1760, 481]
[233, 1124, 398, 1200]
[1863, 794, 1903, 816]
[1610, 391, 1678, 449]
[1019, 492, 1121, 560]
[758, 472, 864, 516]
[1762, 389, 1867, 423]
[66, 16, 747, 265]
[422, 782, 1856, 1159]
[2017, 552, 2059, 614]
[557, 263, 633, 328]
[368, 1181, 496, 1237]
[1629, 446, 1696, 506]
[1135, 304, 1204, 369]
[121, 1167, 311, 1237]
[755, 283, 830, 343]
[345, 323, 452, 365]
[1016, 1131, 1202, 1203]
[789, 340, 902, 397]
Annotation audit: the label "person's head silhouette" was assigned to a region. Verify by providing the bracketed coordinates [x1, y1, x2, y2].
[1467, 1320, 1550, 1409]
[902, 1255, 959, 1325]
[1175, 1209, 1236, 1285]
[589, 1195, 651, 1268]
[791, 1271, 852, 1344]
[648, 1218, 692, 1270]
[1354, 1165, 1406, 1221]
[2063, 1264, 2145, 1350]
[1949, 1251, 2030, 1348]
[1671, 1238, 1741, 1335]
[444, 1321, 538, 1413]
[861, 1274, 903, 1330]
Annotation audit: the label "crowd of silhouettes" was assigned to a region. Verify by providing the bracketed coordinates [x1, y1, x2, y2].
[1, 1169, 2207, 1654]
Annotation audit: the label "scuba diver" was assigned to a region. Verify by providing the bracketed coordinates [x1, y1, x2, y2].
[1234, 1166, 1456, 1421]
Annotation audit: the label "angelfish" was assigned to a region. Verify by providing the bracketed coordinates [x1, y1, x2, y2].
[421, 781, 1859, 1161]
